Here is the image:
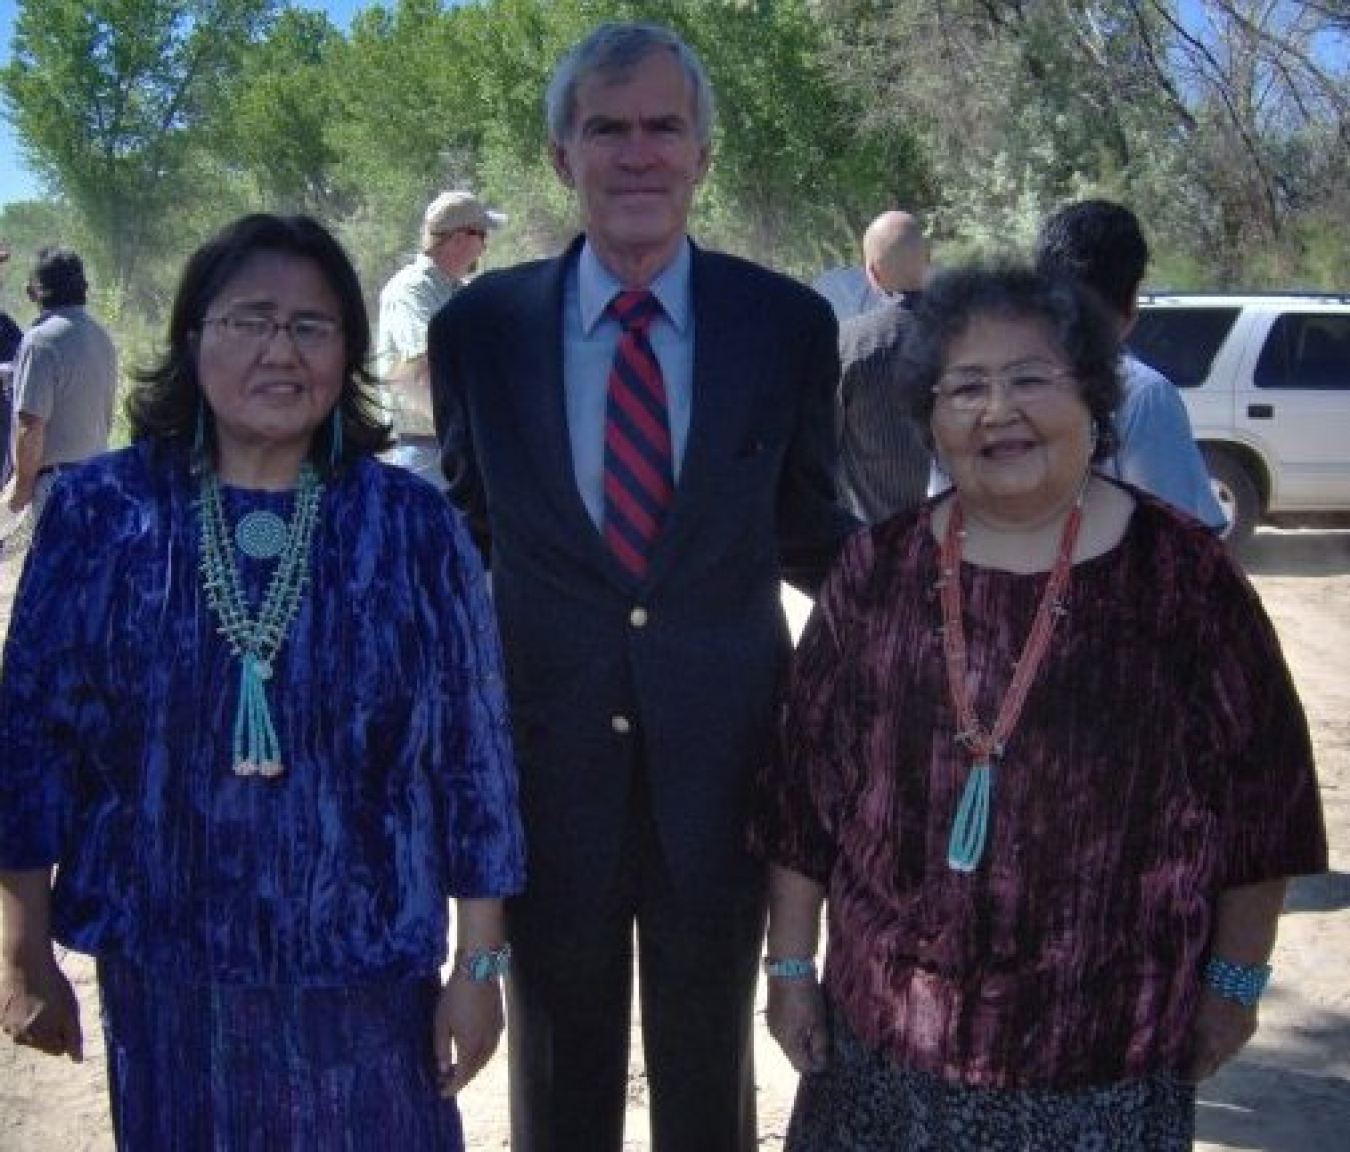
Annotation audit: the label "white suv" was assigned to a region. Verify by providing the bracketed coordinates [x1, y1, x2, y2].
[1128, 294, 1350, 545]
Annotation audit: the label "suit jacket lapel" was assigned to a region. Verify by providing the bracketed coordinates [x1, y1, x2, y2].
[498, 239, 614, 555]
[645, 247, 756, 587]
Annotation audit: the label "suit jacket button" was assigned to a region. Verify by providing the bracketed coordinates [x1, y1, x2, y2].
[629, 607, 648, 627]
[611, 715, 632, 735]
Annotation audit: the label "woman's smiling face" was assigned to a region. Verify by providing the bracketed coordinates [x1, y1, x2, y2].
[194, 251, 345, 470]
[931, 313, 1095, 523]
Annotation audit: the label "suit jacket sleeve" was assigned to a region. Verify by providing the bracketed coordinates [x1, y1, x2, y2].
[429, 295, 491, 559]
[776, 290, 860, 595]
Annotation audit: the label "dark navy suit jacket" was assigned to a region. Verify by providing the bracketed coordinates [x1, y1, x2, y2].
[430, 238, 857, 911]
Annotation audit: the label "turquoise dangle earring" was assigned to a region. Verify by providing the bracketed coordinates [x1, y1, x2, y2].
[193, 400, 208, 459]
[328, 409, 344, 469]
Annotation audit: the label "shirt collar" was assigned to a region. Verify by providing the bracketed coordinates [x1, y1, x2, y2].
[578, 239, 692, 336]
[414, 252, 459, 289]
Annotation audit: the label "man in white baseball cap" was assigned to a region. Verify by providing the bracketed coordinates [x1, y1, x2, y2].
[376, 190, 505, 484]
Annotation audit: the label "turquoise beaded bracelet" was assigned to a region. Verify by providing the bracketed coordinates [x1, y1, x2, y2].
[1203, 955, 1271, 1007]
[455, 943, 512, 983]
[763, 956, 817, 981]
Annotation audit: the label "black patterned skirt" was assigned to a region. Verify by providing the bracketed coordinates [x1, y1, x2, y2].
[786, 1010, 1196, 1151]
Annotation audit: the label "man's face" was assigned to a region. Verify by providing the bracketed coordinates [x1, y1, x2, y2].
[550, 48, 710, 276]
[430, 227, 487, 280]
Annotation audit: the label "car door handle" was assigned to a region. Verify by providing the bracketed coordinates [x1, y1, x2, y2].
[1247, 404, 1273, 418]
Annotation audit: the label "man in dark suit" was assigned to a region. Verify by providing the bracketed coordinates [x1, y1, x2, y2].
[836, 209, 932, 522]
[429, 21, 856, 1152]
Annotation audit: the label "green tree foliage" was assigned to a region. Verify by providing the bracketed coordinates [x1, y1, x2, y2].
[2, 0, 280, 310]
[815, 0, 1200, 256]
[212, 8, 347, 215]
[816, 0, 1349, 284]
[326, 0, 582, 292]
[667, 0, 929, 275]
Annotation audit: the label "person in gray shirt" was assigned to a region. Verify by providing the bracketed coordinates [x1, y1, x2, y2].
[3, 247, 117, 523]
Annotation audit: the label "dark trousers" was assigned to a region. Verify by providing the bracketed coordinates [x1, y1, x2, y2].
[506, 777, 766, 1152]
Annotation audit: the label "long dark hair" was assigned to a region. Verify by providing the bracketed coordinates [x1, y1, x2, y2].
[127, 214, 392, 471]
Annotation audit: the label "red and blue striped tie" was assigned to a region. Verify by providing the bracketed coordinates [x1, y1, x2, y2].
[603, 290, 673, 577]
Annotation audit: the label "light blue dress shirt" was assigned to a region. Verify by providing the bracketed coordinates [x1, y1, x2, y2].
[562, 240, 695, 527]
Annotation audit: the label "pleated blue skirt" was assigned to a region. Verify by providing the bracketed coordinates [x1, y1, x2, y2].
[97, 957, 465, 1151]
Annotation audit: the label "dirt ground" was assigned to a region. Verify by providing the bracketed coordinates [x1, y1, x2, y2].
[1, 525, 1347, 1151]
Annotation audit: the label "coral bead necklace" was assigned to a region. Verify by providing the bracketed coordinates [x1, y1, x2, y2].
[937, 484, 1084, 871]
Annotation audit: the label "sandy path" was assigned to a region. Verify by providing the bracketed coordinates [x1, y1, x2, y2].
[1, 526, 1347, 1151]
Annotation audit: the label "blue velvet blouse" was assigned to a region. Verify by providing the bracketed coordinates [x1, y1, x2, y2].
[0, 441, 524, 985]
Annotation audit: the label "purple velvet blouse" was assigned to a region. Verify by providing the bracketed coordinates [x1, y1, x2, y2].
[752, 489, 1326, 1090]
[0, 441, 524, 986]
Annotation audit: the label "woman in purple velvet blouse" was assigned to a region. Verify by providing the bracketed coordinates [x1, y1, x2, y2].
[0, 214, 524, 1150]
[753, 263, 1326, 1150]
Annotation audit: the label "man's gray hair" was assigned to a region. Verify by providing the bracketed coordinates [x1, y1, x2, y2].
[545, 22, 715, 146]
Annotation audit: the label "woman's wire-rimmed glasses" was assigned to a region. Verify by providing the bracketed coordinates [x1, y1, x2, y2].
[201, 313, 342, 352]
[933, 364, 1077, 414]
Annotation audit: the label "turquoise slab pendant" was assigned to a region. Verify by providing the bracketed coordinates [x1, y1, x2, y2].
[947, 761, 992, 872]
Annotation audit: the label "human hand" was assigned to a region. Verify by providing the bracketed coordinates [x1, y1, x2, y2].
[767, 977, 828, 1075]
[0, 952, 83, 1061]
[1185, 989, 1258, 1080]
[0, 477, 24, 516]
[432, 975, 504, 1097]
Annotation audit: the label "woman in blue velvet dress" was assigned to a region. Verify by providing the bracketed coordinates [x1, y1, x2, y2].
[0, 214, 525, 1149]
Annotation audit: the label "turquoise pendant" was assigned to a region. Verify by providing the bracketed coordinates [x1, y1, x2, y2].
[947, 761, 992, 872]
[199, 463, 321, 782]
[232, 653, 284, 777]
[235, 510, 289, 559]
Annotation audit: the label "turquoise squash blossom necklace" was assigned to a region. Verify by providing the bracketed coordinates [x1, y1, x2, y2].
[197, 463, 323, 778]
[937, 487, 1083, 871]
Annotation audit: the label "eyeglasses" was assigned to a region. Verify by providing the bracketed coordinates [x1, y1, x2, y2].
[201, 313, 342, 351]
[932, 365, 1076, 413]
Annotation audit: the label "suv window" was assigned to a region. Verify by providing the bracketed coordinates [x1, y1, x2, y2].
[1129, 307, 1240, 387]
[1254, 313, 1350, 390]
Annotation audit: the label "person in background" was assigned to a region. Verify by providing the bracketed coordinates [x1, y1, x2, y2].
[0, 246, 24, 488]
[376, 189, 504, 486]
[836, 210, 932, 522]
[2, 246, 116, 523]
[0, 247, 21, 361]
[754, 263, 1325, 1150]
[811, 262, 886, 324]
[431, 21, 857, 1151]
[1035, 198, 1227, 531]
[0, 214, 524, 1151]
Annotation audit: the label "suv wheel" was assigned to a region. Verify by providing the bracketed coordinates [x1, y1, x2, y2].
[1201, 446, 1260, 547]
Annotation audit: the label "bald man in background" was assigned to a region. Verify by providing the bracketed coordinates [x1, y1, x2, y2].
[835, 210, 932, 522]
